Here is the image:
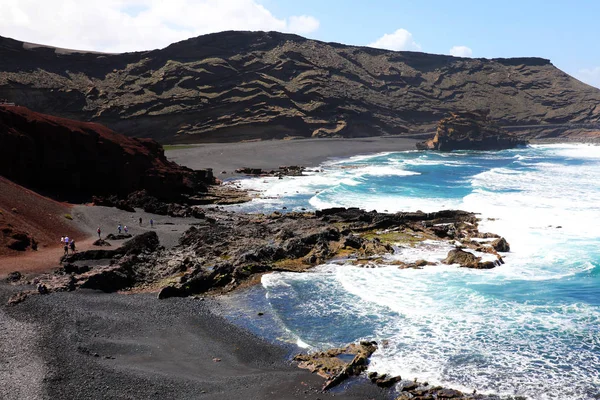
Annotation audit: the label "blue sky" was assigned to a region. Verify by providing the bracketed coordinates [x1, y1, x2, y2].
[1, 0, 599, 87]
[262, 0, 600, 85]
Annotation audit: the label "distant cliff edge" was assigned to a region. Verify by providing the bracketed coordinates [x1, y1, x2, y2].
[1, 31, 599, 143]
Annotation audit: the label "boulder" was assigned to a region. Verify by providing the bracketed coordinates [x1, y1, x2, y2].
[3, 228, 33, 251]
[444, 249, 499, 269]
[417, 111, 528, 151]
[491, 237, 510, 252]
[157, 285, 184, 300]
[92, 239, 111, 247]
[79, 266, 133, 292]
[294, 341, 378, 391]
[119, 232, 160, 255]
[374, 374, 402, 388]
[437, 388, 464, 398]
[443, 248, 480, 268]
[6, 271, 21, 282]
[105, 233, 133, 240]
[343, 235, 362, 249]
[235, 167, 262, 175]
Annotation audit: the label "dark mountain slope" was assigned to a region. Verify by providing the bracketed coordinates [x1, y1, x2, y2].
[0, 105, 213, 200]
[1, 31, 599, 143]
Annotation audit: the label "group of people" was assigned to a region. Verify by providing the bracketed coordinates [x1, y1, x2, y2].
[60, 235, 76, 255]
[137, 217, 154, 227]
[95, 218, 155, 238]
[94, 218, 156, 242]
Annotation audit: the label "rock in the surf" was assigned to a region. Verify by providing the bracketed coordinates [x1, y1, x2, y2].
[491, 237, 510, 252]
[416, 111, 528, 151]
[443, 248, 496, 269]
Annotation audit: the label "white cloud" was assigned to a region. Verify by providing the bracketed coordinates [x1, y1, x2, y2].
[0, 0, 320, 53]
[449, 45, 473, 57]
[368, 28, 421, 51]
[288, 15, 320, 34]
[576, 67, 600, 89]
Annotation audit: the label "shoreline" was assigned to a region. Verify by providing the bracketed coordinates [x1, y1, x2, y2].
[0, 283, 388, 400]
[165, 136, 600, 180]
[4, 139, 597, 399]
[165, 136, 420, 176]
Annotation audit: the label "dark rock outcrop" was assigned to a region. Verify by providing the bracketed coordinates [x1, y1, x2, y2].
[6, 271, 21, 282]
[14, 208, 506, 301]
[491, 237, 510, 252]
[443, 248, 496, 269]
[65, 232, 159, 264]
[1, 225, 35, 251]
[294, 341, 378, 390]
[105, 233, 133, 240]
[0, 106, 214, 201]
[295, 341, 503, 399]
[417, 111, 529, 151]
[1, 32, 599, 143]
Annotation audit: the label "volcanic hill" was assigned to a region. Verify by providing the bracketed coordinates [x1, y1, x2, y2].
[1, 31, 599, 142]
[0, 105, 213, 201]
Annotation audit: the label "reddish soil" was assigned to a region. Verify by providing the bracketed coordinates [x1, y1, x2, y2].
[0, 176, 89, 275]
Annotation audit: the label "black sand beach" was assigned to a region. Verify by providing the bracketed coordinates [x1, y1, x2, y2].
[0, 283, 388, 400]
[166, 136, 421, 175]
[0, 138, 416, 400]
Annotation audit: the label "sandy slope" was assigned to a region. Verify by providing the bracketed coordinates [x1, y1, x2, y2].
[0, 177, 88, 272]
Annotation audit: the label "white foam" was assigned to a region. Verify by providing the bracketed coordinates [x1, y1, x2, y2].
[253, 144, 600, 399]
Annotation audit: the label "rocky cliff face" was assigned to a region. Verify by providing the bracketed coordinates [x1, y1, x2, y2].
[0, 105, 213, 200]
[416, 111, 529, 151]
[1, 31, 599, 143]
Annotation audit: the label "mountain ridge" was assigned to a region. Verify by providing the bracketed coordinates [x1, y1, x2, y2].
[1, 30, 599, 143]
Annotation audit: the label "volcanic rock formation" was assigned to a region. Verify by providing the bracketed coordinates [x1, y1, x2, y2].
[1, 31, 599, 142]
[0, 105, 214, 201]
[10, 207, 508, 304]
[416, 111, 529, 151]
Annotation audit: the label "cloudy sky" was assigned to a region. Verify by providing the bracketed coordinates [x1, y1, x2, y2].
[2, 0, 599, 88]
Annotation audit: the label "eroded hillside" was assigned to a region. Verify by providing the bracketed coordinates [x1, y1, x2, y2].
[1, 31, 599, 142]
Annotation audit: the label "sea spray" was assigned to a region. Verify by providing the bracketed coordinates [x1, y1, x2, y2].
[229, 143, 600, 399]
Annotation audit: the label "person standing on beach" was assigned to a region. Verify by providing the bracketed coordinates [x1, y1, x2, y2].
[139, 217, 142, 226]
[97, 227, 101, 238]
[150, 219, 154, 228]
[124, 225, 128, 233]
[64, 236, 70, 246]
[64, 242, 69, 255]
[60, 236, 65, 245]
[69, 240, 76, 253]
[118, 224, 122, 234]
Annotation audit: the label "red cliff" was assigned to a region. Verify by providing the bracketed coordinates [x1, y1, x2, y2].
[0, 105, 213, 201]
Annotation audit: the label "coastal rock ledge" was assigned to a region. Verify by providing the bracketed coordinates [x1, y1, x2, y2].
[295, 340, 524, 399]
[416, 111, 529, 151]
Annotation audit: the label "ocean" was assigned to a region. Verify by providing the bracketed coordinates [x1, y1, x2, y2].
[221, 144, 600, 399]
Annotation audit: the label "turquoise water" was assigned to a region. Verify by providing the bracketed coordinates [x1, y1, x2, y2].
[229, 144, 600, 399]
